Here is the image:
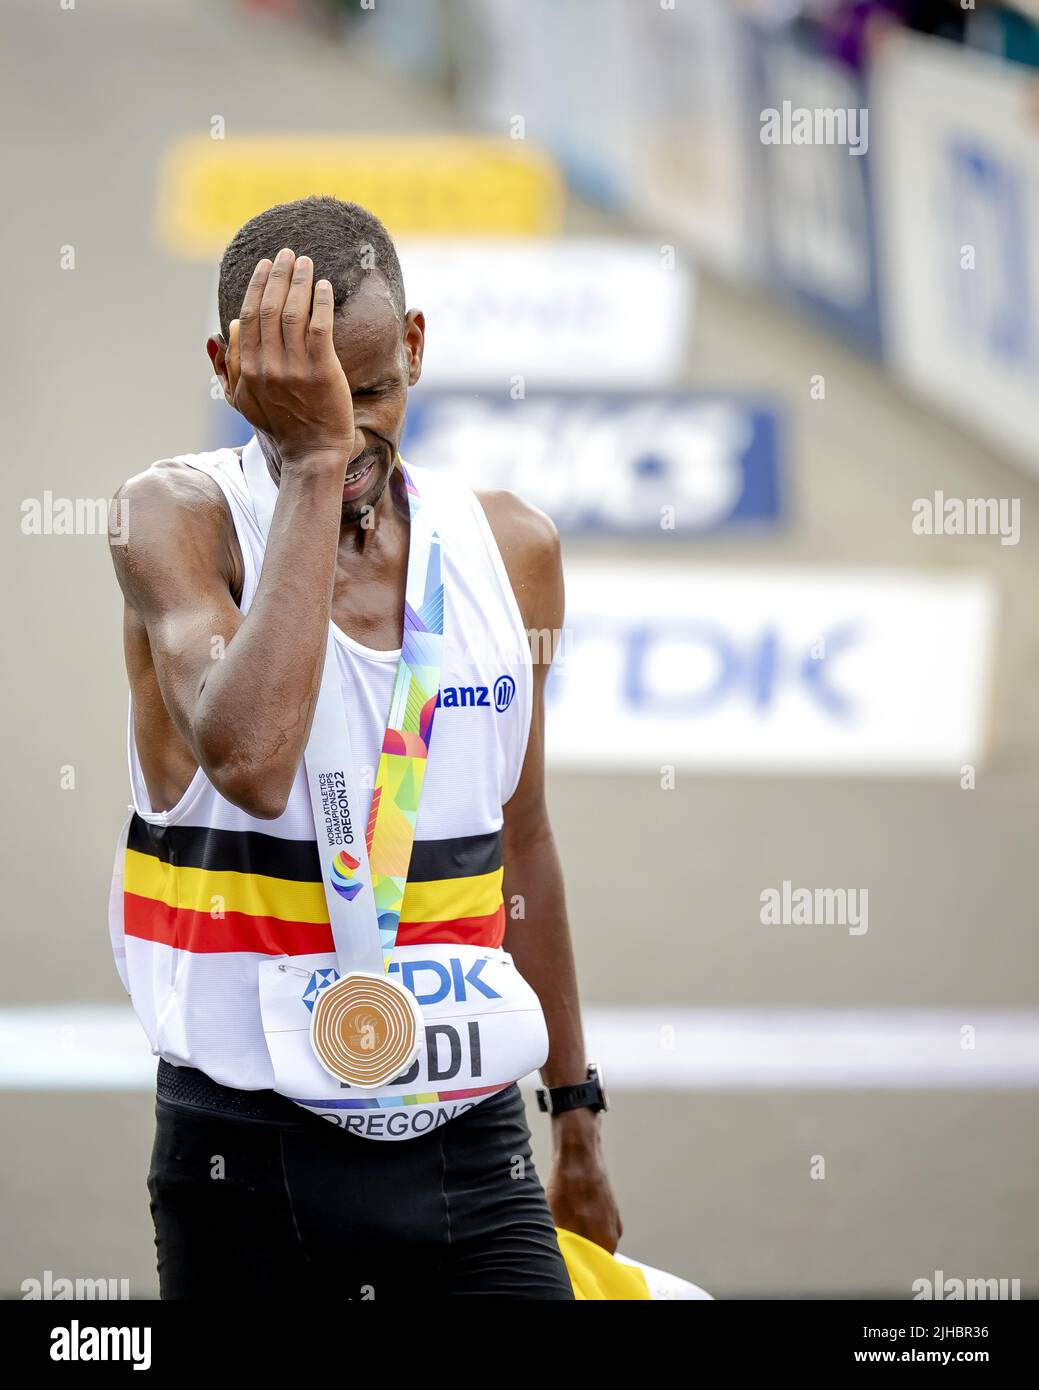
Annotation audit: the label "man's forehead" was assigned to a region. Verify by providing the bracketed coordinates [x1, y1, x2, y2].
[330, 274, 402, 373]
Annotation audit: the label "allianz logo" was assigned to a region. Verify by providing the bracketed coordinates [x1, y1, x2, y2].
[437, 674, 515, 712]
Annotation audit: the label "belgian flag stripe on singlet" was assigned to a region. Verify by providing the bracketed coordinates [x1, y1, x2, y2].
[126, 816, 502, 881]
[123, 814, 506, 955]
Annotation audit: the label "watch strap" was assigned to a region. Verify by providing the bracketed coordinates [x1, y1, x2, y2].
[536, 1076, 604, 1116]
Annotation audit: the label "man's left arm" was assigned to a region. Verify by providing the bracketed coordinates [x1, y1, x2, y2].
[480, 490, 622, 1254]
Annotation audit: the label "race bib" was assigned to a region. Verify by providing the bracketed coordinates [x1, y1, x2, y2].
[258, 942, 548, 1141]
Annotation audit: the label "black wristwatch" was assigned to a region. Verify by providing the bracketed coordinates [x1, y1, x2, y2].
[535, 1063, 608, 1116]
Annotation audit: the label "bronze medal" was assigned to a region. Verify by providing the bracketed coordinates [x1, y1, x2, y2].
[309, 971, 423, 1089]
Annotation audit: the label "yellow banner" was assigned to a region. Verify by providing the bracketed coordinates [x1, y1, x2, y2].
[155, 135, 564, 259]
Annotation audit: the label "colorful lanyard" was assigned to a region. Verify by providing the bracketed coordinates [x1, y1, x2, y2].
[301, 459, 444, 982]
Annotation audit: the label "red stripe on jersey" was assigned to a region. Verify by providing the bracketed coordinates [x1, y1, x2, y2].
[123, 895, 506, 954]
[395, 904, 505, 949]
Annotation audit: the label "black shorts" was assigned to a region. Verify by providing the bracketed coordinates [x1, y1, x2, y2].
[148, 1062, 574, 1300]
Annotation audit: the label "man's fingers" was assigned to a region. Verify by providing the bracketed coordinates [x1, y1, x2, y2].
[308, 278, 334, 358]
[227, 319, 241, 395]
[237, 258, 271, 362]
[258, 247, 295, 349]
[281, 254, 313, 358]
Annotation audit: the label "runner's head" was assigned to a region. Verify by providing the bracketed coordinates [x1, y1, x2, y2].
[209, 195, 424, 520]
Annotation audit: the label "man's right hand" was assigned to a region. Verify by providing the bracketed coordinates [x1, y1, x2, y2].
[112, 251, 364, 821]
[225, 249, 356, 477]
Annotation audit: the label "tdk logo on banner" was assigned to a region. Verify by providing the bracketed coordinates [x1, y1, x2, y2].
[437, 675, 515, 712]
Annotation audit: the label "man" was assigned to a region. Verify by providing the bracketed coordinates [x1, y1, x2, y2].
[108, 195, 620, 1299]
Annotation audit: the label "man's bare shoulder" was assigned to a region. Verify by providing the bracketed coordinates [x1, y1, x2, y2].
[110, 458, 239, 606]
[112, 457, 231, 525]
[476, 487, 559, 567]
[475, 488, 562, 632]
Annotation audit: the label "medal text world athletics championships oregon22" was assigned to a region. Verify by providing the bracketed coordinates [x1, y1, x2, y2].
[318, 770, 354, 847]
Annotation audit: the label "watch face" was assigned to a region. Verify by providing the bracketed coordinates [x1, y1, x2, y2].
[590, 1062, 609, 1112]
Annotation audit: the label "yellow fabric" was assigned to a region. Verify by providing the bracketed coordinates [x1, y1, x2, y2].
[556, 1229, 652, 1301]
[124, 850, 328, 923]
[399, 867, 504, 923]
[124, 848, 503, 925]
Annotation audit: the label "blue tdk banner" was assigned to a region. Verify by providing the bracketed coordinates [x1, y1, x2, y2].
[402, 391, 781, 535]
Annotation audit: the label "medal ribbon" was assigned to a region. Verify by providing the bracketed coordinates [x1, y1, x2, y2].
[365, 464, 444, 970]
[301, 458, 444, 981]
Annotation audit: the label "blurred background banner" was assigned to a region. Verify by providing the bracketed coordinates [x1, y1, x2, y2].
[747, 20, 883, 352]
[4, 0, 1039, 1300]
[156, 133, 566, 254]
[546, 565, 995, 775]
[401, 393, 779, 535]
[873, 32, 1039, 472]
[623, 1, 764, 281]
[398, 239, 692, 389]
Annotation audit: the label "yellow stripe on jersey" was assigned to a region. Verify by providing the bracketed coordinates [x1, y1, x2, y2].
[124, 849, 327, 922]
[125, 848, 503, 925]
[400, 868, 503, 923]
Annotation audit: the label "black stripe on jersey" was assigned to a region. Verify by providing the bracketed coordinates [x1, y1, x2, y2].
[127, 814, 501, 883]
[408, 831, 502, 880]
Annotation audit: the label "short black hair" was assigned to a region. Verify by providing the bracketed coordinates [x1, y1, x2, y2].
[217, 195, 406, 338]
